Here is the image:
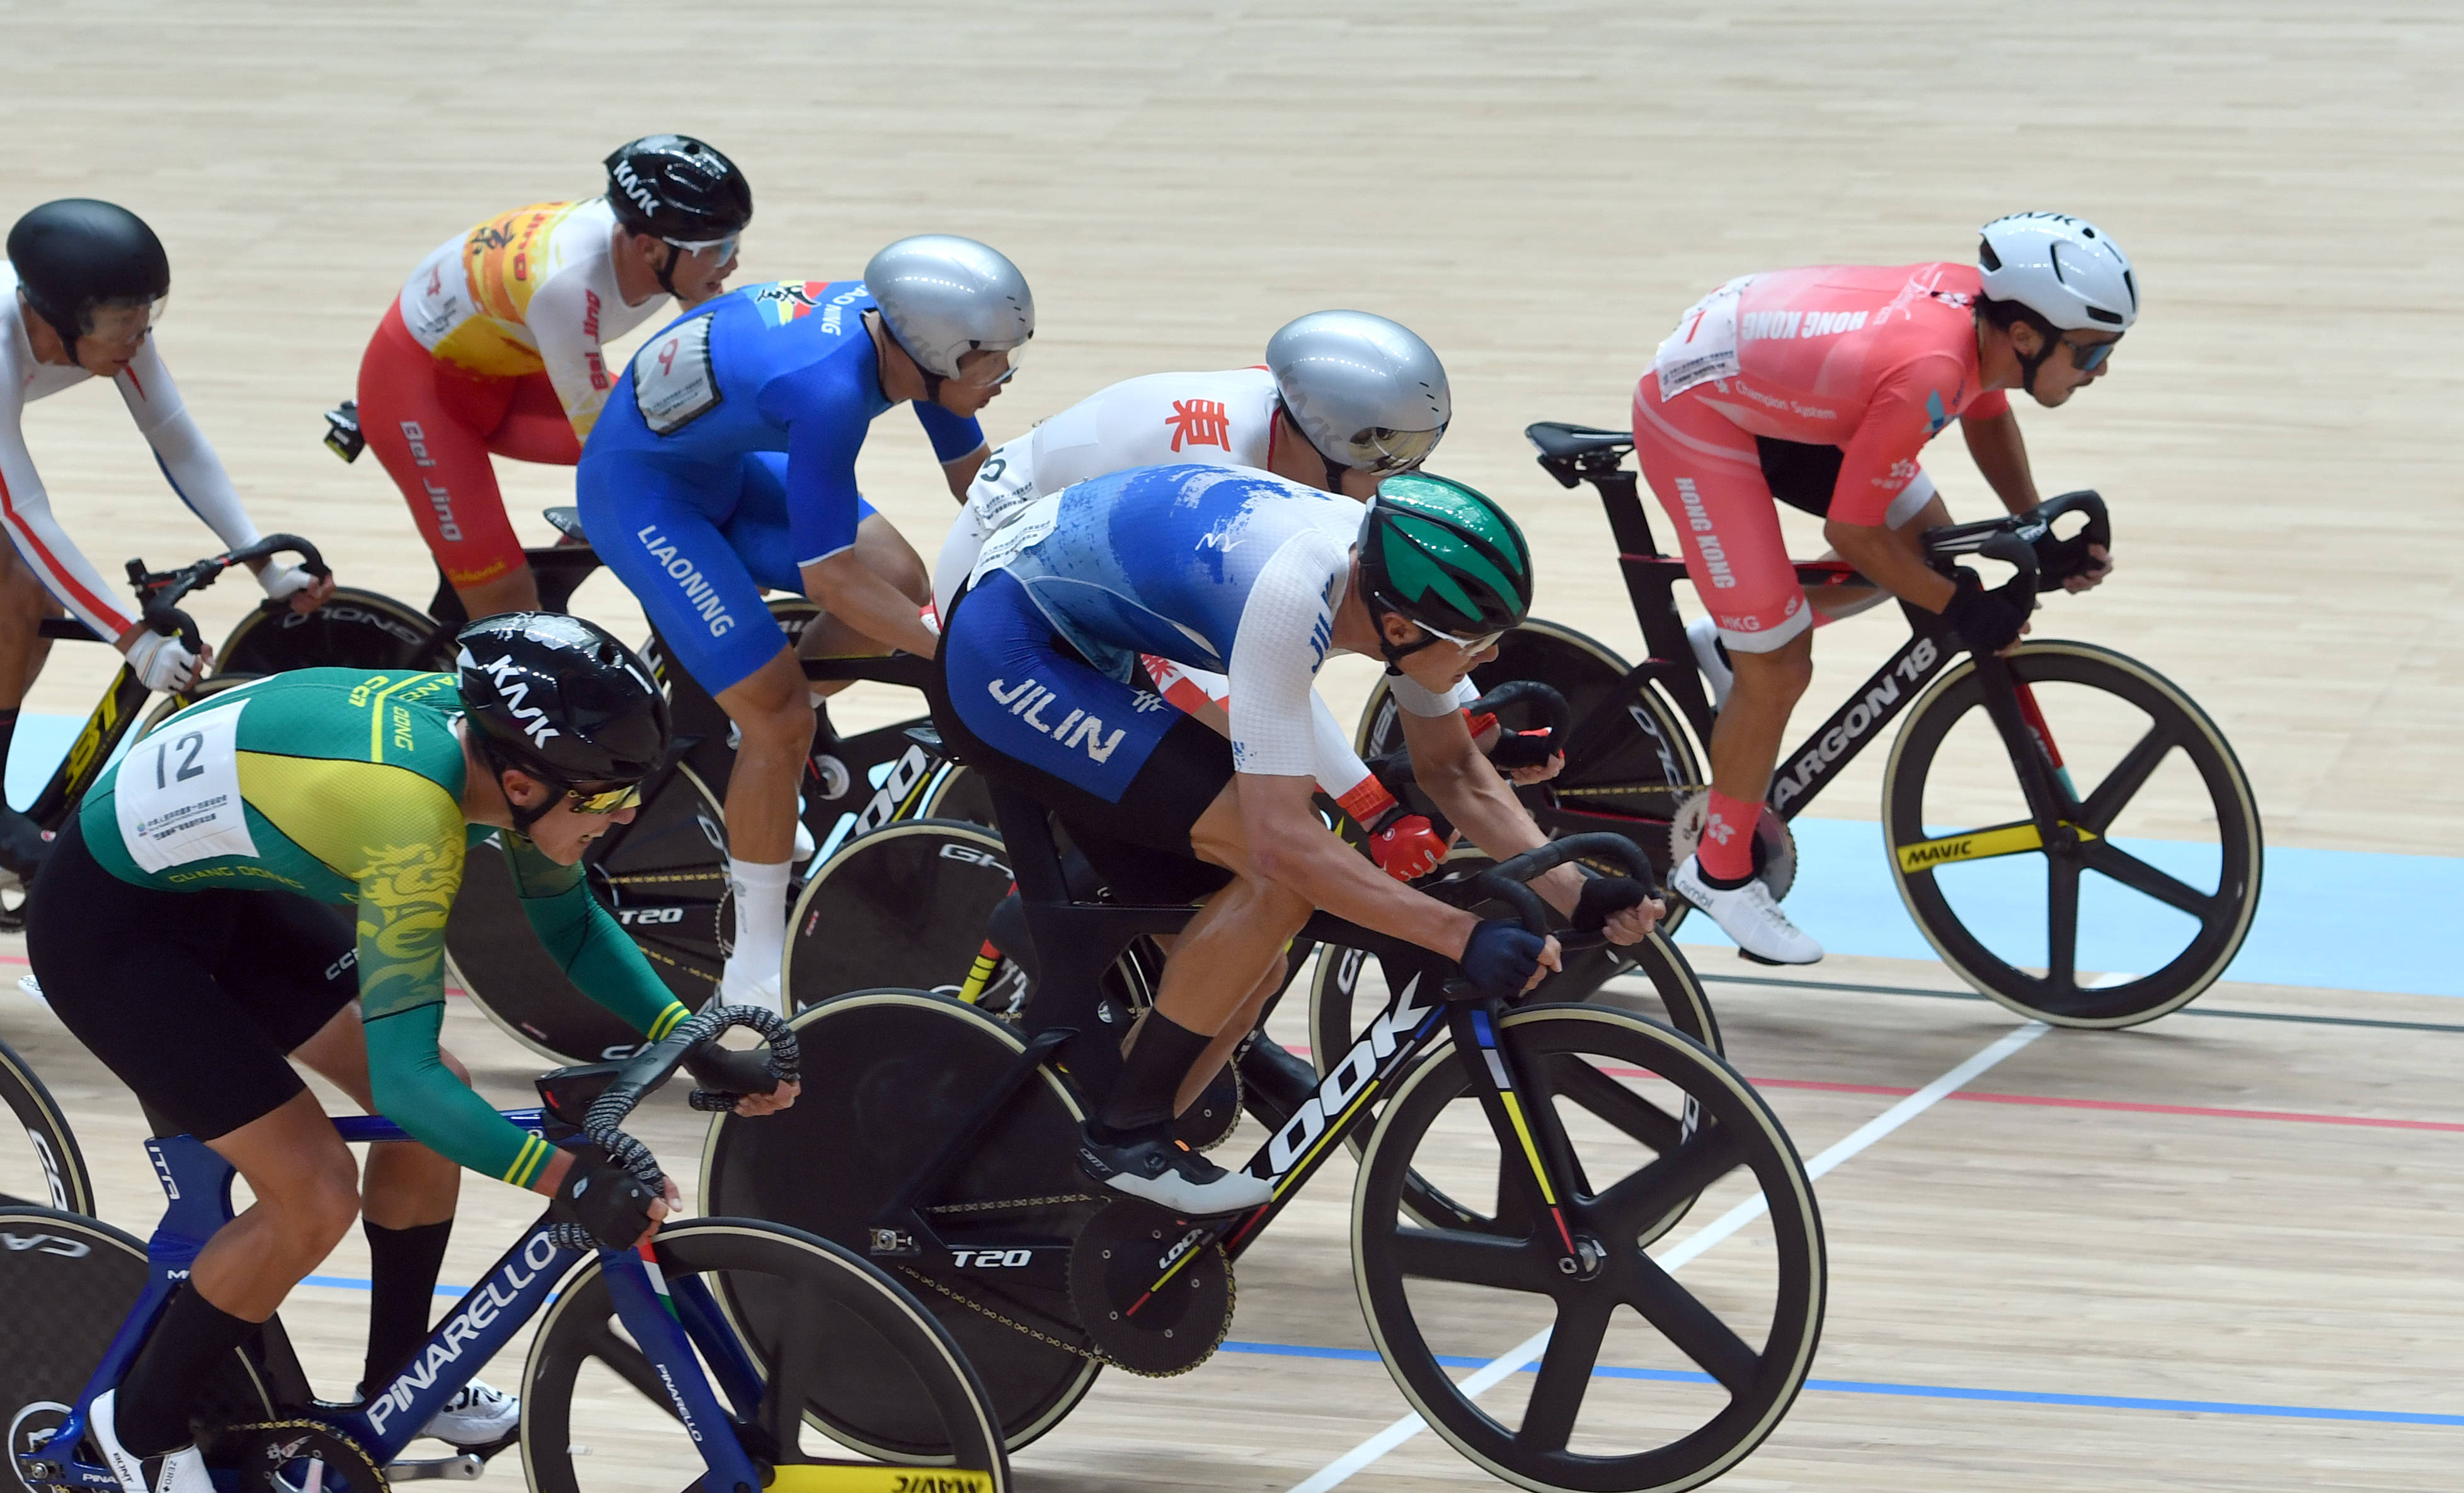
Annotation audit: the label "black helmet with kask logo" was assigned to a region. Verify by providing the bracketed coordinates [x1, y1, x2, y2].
[603, 135, 752, 243]
[457, 614, 669, 793]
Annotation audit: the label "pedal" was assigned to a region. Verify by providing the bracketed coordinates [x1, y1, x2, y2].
[323, 400, 365, 463]
[385, 1453, 486, 1481]
[1068, 1199, 1232, 1377]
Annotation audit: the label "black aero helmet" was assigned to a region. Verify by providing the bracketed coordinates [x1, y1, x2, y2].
[1356, 472, 1533, 663]
[457, 613, 669, 810]
[7, 199, 170, 345]
[604, 134, 752, 243]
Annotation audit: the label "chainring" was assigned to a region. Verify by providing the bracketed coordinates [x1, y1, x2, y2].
[1668, 790, 1797, 901]
[214, 1421, 388, 1493]
[1065, 1202, 1232, 1377]
[1171, 1061, 1242, 1153]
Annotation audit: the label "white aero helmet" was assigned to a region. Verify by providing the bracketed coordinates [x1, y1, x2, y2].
[1977, 212, 2138, 332]
[863, 234, 1034, 381]
[1265, 310, 1451, 474]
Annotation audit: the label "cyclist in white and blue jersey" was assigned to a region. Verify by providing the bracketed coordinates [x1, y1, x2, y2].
[579, 234, 1032, 1008]
[933, 462, 1663, 1214]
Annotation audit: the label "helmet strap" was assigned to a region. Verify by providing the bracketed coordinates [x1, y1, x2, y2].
[652, 243, 684, 298]
[1370, 606, 1445, 677]
[477, 737, 559, 836]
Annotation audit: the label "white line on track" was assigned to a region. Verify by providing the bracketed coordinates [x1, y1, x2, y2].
[1286, 1020, 2051, 1493]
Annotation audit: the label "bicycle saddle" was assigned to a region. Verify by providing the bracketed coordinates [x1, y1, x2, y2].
[1525, 421, 1635, 487]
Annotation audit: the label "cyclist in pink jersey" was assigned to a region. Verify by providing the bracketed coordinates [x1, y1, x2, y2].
[1633, 212, 2133, 963]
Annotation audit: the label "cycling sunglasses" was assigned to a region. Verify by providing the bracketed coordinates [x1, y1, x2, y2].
[1406, 615, 1506, 657]
[1338, 422, 1447, 475]
[561, 780, 645, 814]
[2062, 334, 2119, 374]
[663, 232, 740, 261]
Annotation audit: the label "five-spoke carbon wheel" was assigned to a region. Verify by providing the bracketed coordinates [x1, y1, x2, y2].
[522, 1218, 1009, 1493]
[0, 1044, 91, 1215]
[1885, 641, 2262, 1027]
[1353, 1006, 1823, 1493]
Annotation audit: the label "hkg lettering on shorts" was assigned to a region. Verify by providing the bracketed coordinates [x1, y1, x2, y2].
[987, 677, 1126, 763]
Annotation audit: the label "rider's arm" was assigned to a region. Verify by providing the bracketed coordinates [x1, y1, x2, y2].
[0, 376, 139, 638]
[1242, 771, 1478, 959]
[1821, 355, 1962, 611]
[910, 401, 987, 499]
[777, 381, 939, 657]
[1957, 393, 2042, 514]
[497, 832, 693, 1042]
[523, 270, 622, 444]
[1390, 688, 1581, 917]
[352, 812, 564, 1190]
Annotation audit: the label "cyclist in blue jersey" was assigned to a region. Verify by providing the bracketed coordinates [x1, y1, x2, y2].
[580, 234, 1032, 1008]
[932, 463, 1663, 1215]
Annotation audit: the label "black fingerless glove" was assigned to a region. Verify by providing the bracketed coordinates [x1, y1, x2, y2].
[1940, 570, 2032, 654]
[1461, 918, 1547, 993]
[1573, 875, 1653, 933]
[550, 1155, 660, 1250]
[1486, 729, 1562, 771]
[683, 1039, 781, 1101]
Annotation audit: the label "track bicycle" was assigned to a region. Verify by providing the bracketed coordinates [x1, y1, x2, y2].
[0, 1006, 1014, 1493]
[702, 787, 1824, 1493]
[1355, 423, 2262, 1028]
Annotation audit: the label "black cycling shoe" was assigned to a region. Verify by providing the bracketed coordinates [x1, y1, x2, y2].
[1236, 1034, 1322, 1129]
[0, 804, 49, 885]
[1077, 1124, 1273, 1217]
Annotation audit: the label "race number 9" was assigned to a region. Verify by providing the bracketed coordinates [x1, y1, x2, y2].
[633, 314, 722, 435]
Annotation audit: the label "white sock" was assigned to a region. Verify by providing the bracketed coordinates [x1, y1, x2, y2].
[725, 858, 791, 984]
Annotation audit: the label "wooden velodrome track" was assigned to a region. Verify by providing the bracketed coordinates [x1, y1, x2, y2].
[4, 3, 2459, 1489]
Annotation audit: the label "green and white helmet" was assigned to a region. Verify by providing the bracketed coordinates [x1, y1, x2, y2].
[1356, 472, 1533, 652]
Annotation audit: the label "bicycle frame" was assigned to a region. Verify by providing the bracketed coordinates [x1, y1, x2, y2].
[27, 1112, 769, 1492]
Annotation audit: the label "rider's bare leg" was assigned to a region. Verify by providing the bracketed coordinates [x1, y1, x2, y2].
[792, 512, 933, 701]
[1173, 949, 1287, 1116]
[0, 545, 61, 712]
[1705, 630, 1815, 809]
[451, 564, 543, 621]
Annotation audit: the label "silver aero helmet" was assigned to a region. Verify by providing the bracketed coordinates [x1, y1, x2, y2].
[862, 234, 1034, 381]
[1977, 212, 2137, 333]
[1266, 311, 1451, 476]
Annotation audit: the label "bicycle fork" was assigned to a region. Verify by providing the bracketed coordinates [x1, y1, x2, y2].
[1445, 1001, 1604, 1279]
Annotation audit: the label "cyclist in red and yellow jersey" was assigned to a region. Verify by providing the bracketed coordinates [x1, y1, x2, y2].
[357, 137, 751, 619]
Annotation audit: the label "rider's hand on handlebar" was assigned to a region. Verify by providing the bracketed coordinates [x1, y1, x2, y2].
[542, 1151, 679, 1251]
[2061, 542, 2114, 595]
[1574, 876, 1663, 945]
[684, 1037, 804, 1117]
[1368, 812, 1449, 881]
[118, 626, 207, 691]
[254, 558, 336, 615]
[1941, 569, 2033, 655]
[1462, 918, 1562, 995]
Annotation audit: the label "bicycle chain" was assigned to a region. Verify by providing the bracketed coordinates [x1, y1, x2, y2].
[213, 1419, 389, 1491]
[898, 1191, 1112, 1367]
[1553, 781, 1707, 798]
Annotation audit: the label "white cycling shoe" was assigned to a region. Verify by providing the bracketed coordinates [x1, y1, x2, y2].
[717, 965, 786, 1018]
[1670, 855, 1823, 966]
[87, 1390, 214, 1493]
[421, 1380, 520, 1446]
[1685, 617, 1734, 710]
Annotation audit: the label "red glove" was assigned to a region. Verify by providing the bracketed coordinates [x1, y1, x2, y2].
[1338, 778, 1447, 881]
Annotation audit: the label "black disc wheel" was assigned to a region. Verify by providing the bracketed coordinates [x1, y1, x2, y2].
[1883, 640, 2262, 1027]
[521, 1218, 1009, 1493]
[448, 763, 731, 1063]
[1353, 1007, 1823, 1493]
[701, 992, 1101, 1452]
[1357, 619, 1703, 933]
[0, 1043, 91, 1214]
[211, 588, 446, 677]
[1, 1208, 273, 1493]
[785, 821, 1021, 1012]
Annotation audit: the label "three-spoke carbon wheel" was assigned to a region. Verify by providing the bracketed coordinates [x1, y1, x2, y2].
[1884, 641, 2262, 1027]
[522, 1218, 1008, 1493]
[0, 1044, 91, 1215]
[1353, 1006, 1823, 1493]
[701, 992, 1103, 1452]
[786, 821, 1021, 1012]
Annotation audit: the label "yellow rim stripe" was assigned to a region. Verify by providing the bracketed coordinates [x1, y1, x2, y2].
[1497, 1091, 1558, 1207]
[766, 1467, 996, 1493]
[1894, 821, 2097, 873]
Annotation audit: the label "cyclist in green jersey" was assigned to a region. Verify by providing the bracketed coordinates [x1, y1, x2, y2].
[23, 613, 798, 1493]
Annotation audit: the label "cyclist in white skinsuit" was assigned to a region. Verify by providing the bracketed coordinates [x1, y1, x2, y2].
[935, 313, 1559, 884]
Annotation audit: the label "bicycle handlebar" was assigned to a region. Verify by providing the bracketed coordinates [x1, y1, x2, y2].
[1465, 832, 1659, 936]
[1923, 492, 2109, 594]
[122, 534, 332, 653]
[1465, 679, 1571, 765]
[577, 1003, 803, 1192]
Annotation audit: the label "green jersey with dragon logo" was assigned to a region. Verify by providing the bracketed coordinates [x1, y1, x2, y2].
[79, 667, 691, 1186]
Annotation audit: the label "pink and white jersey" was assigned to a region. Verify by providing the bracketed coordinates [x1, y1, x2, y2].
[1650, 262, 2010, 526]
[934, 367, 1282, 616]
[0, 260, 265, 639]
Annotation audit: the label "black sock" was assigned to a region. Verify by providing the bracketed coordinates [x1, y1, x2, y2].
[360, 1218, 454, 1397]
[0, 706, 18, 776]
[115, 1284, 258, 1456]
[1096, 1010, 1212, 1138]
[1697, 865, 1756, 892]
